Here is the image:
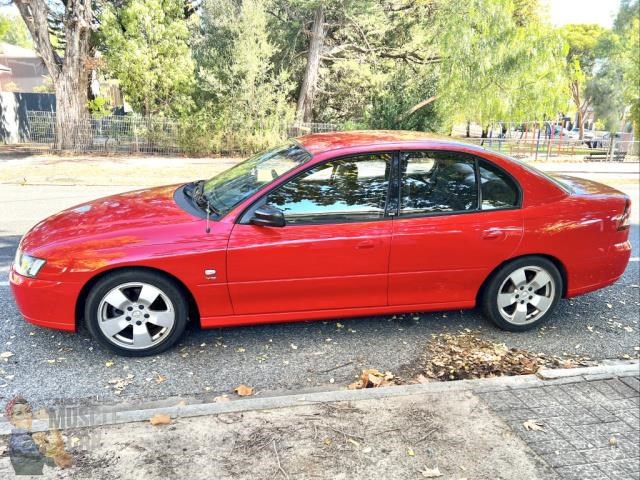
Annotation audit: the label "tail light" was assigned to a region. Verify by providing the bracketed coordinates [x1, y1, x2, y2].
[618, 198, 631, 231]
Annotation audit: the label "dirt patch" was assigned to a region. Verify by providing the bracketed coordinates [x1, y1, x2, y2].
[0, 391, 555, 479]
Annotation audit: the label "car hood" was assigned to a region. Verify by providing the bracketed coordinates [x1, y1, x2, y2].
[20, 184, 199, 255]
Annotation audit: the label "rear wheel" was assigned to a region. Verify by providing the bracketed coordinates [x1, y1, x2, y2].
[84, 270, 188, 356]
[481, 257, 562, 331]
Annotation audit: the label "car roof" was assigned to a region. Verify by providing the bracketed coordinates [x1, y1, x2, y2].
[295, 130, 487, 155]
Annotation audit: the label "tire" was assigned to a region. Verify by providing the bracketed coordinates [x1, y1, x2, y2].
[84, 269, 188, 356]
[481, 257, 562, 332]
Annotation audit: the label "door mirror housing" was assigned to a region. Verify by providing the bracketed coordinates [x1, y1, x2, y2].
[250, 205, 285, 227]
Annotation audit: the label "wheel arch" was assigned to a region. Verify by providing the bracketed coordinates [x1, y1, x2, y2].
[476, 253, 568, 306]
[75, 266, 200, 329]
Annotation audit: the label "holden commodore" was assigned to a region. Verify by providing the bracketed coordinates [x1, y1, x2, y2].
[10, 131, 632, 356]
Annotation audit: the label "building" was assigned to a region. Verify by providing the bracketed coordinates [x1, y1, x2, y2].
[0, 42, 51, 92]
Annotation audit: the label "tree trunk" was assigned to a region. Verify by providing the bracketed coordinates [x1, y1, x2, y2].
[296, 7, 325, 123]
[465, 121, 471, 138]
[55, 72, 89, 150]
[15, 0, 93, 150]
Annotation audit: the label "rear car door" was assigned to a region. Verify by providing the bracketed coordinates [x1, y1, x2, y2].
[227, 153, 393, 315]
[389, 150, 524, 306]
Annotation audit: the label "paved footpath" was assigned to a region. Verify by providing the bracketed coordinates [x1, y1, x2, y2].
[0, 366, 637, 479]
[480, 376, 640, 480]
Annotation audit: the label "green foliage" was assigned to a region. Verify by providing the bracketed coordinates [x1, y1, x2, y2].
[436, 0, 567, 128]
[190, 0, 294, 153]
[87, 96, 112, 119]
[0, 13, 33, 49]
[99, 0, 195, 116]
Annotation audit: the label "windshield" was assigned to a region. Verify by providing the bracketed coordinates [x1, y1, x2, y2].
[203, 143, 311, 216]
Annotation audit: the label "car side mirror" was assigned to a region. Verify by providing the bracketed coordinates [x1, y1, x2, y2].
[250, 205, 285, 227]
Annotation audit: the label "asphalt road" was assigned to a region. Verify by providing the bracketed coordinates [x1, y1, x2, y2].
[0, 179, 638, 409]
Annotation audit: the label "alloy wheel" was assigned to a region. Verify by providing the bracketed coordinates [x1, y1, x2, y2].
[97, 282, 175, 350]
[496, 265, 555, 326]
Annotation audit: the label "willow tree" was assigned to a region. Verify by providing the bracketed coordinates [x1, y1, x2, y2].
[432, 0, 567, 135]
[14, 0, 94, 149]
[561, 24, 605, 138]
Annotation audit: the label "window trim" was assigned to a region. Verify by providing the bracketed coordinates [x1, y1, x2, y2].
[237, 151, 398, 226]
[394, 150, 522, 220]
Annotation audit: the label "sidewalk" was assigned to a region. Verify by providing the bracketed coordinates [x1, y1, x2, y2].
[0, 364, 637, 479]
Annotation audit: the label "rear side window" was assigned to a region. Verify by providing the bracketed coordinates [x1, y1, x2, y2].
[400, 151, 478, 215]
[479, 160, 519, 209]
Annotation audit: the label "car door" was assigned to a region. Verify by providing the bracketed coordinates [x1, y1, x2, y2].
[226, 153, 394, 315]
[389, 150, 524, 306]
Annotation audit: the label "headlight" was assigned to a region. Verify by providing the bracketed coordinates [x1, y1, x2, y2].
[13, 249, 46, 278]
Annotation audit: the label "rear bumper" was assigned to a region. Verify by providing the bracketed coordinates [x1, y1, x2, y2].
[566, 241, 632, 297]
[9, 270, 79, 331]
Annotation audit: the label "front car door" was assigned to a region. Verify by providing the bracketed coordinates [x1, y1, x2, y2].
[389, 150, 524, 307]
[227, 153, 394, 315]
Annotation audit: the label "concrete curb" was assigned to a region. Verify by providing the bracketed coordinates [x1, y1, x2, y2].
[1, 360, 637, 435]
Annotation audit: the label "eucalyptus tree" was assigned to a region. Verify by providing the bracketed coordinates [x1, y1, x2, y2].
[13, 0, 95, 148]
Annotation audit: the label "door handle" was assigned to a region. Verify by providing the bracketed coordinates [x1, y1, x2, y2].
[356, 240, 375, 250]
[482, 228, 505, 240]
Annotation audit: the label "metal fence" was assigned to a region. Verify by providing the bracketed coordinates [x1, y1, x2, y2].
[24, 111, 344, 155]
[464, 137, 640, 162]
[28, 111, 184, 155]
[16, 111, 640, 161]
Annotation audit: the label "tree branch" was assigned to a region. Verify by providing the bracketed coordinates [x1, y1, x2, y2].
[396, 95, 438, 123]
[14, 0, 62, 77]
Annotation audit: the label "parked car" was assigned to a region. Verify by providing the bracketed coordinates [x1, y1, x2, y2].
[551, 126, 571, 137]
[11, 131, 632, 356]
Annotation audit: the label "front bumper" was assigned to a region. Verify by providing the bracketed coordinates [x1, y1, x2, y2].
[10, 269, 80, 331]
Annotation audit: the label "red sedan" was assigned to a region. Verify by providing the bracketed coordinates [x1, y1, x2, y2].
[10, 131, 632, 356]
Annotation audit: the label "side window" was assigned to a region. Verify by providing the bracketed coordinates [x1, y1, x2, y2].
[479, 160, 519, 210]
[400, 151, 478, 215]
[265, 153, 391, 224]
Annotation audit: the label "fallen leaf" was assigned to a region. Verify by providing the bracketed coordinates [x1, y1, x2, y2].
[0, 352, 14, 361]
[420, 466, 442, 477]
[523, 419, 545, 432]
[336, 323, 344, 329]
[362, 446, 372, 454]
[54, 453, 74, 469]
[234, 384, 254, 396]
[236, 347, 246, 353]
[154, 374, 167, 384]
[105, 360, 114, 368]
[407, 448, 415, 456]
[214, 395, 230, 403]
[347, 438, 360, 447]
[150, 414, 171, 426]
[290, 344, 298, 350]
[348, 369, 394, 389]
[609, 436, 618, 448]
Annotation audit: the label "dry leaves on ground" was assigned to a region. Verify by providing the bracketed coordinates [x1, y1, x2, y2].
[234, 384, 254, 396]
[420, 466, 443, 478]
[348, 369, 395, 389]
[416, 332, 541, 381]
[523, 420, 545, 432]
[149, 414, 172, 426]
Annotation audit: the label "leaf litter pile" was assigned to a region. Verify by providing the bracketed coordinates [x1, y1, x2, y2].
[416, 332, 541, 381]
[343, 331, 592, 388]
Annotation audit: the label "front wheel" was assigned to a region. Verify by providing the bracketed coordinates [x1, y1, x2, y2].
[481, 257, 562, 331]
[84, 270, 188, 356]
